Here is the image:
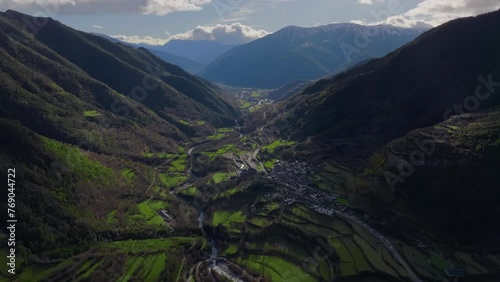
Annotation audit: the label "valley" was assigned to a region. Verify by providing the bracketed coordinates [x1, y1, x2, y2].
[2, 86, 499, 282]
[161, 91, 499, 282]
[1, 7, 500, 282]
[11, 88, 489, 282]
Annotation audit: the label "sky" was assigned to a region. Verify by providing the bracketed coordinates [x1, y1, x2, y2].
[1, 0, 499, 45]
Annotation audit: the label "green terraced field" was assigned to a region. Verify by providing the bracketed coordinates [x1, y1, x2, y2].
[169, 155, 188, 172]
[211, 171, 237, 184]
[83, 110, 102, 117]
[313, 162, 355, 194]
[179, 186, 199, 197]
[401, 245, 444, 280]
[178, 119, 205, 126]
[128, 200, 168, 226]
[264, 159, 277, 169]
[249, 216, 273, 228]
[456, 252, 489, 275]
[212, 210, 247, 232]
[342, 236, 372, 273]
[204, 144, 242, 159]
[15, 259, 74, 282]
[104, 237, 195, 253]
[24, 238, 195, 281]
[430, 254, 450, 270]
[121, 168, 135, 184]
[223, 244, 239, 256]
[247, 236, 309, 258]
[212, 186, 243, 199]
[262, 139, 296, 153]
[353, 234, 399, 278]
[278, 204, 416, 280]
[251, 91, 261, 98]
[160, 173, 188, 188]
[119, 254, 166, 281]
[241, 101, 252, 109]
[76, 258, 104, 280]
[217, 128, 234, 133]
[208, 133, 226, 140]
[42, 137, 114, 184]
[330, 237, 356, 276]
[237, 255, 317, 282]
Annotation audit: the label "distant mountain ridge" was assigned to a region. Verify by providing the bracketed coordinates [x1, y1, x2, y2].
[93, 33, 208, 73]
[200, 23, 428, 88]
[153, 39, 237, 65]
[270, 11, 500, 167]
[148, 49, 206, 73]
[97, 38, 238, 71]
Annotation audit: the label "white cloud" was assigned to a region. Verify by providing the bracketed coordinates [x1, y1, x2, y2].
[8, 0, 79, 4]
[0, 0, 213, 15]
[355, 0, 500, 28]
[350, 19, 368, 25]
[168, 23, 269, 44]
[141, 0, 212, 16]
[111, 35, 169, 45]
[92, 24, 103, 29]
[395, 0, 500, 27]
[357, 0, 384, 5]
[3, 0, 94, 6]
[112, 23, 269, 46]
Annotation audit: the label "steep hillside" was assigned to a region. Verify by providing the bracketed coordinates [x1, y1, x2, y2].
[0, 23, 179, 157]
[200, 24, 426, 88]
[269, 10, 500, 167]
[0, 119, 205, 280]
[268, 80, 311, 101]
[1, 10, 238, 131]
[351, 112, 500, 244]
[0, 9, 236, 266]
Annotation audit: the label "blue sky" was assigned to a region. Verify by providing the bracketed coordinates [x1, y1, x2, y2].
[1, 0, 499, 45]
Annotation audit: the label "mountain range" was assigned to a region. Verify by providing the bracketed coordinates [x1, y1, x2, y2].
[2, 7, 500, 282]
[150, 39, 237, 65]
[93, 33, 208, 73]
[200, 24, 428, 88]
[266, 10, 500, 242]
[94, 34, 237, 74]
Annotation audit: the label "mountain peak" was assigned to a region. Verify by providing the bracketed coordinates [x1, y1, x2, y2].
[200, 22, 427, 88]
[280, 25, 303, 31]
[271, 7, 500, 163]
[2, 9, 60, 28]
[4, 9, 35, 19]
